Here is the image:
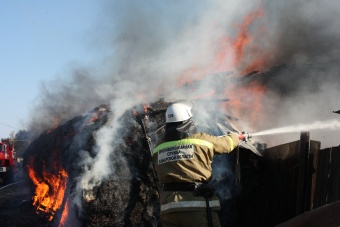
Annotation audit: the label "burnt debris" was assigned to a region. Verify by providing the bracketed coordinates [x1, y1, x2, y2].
[23, 103, 161, 226]
[21, 99, 263, 227]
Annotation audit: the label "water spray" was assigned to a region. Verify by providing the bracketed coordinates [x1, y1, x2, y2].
[252, 119, 340, 137]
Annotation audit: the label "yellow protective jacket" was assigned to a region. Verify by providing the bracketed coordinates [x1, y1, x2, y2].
[152, 132, 239, 214]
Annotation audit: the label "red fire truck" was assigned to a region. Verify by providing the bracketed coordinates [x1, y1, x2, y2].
[0, 138, 16, 184]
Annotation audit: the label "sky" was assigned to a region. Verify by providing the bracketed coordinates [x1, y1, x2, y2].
[0, 1, 106, 138]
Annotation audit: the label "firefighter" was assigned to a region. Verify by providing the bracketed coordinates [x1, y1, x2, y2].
[153, 101, 247, 227]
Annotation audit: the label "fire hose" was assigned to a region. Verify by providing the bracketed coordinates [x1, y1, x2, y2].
[139, 115, 162, 195]
[227, 131, 252, 185]
[216, 123, 254, 184]
[238, 132, 251, 185]
[239, 132, 251, 184]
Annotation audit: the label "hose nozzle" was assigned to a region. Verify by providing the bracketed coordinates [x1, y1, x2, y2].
[239, 131, 252, 141]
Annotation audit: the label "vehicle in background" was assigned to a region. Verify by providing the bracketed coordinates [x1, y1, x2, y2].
[0, 138, 16, 184]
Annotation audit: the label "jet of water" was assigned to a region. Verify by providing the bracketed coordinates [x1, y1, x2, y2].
[252, 119, 340, 136]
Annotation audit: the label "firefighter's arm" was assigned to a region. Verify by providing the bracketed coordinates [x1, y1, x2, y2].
[207, 133, 239, 154]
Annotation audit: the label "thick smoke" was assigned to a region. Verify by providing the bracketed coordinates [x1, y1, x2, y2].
[262, 0, 340, 65]
[26, 0, 258, 194]
[27, 1, 259, 134]
[25, 0, 340, 212]
[257, 64, 340, 148]
[251, 0, 340, 148]
[78, 98, 136, 191]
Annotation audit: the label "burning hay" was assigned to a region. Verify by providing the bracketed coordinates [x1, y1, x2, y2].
[19, 59, 340, 226]
[22, 99, 262, 226]
[23, 103, 158, 226]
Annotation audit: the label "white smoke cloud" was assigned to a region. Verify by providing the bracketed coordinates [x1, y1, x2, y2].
[247, 0, 340, 148]
[79, 98, 137, 191]
[257, 72, 340, 148]
[64, 0, 262, 201]
[27, 0, 261, 134]
[27, 0, 340, 209]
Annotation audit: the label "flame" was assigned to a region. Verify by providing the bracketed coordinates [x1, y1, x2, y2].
[87, 106, 108, 125]
[211, 6, 267, 75]
[180, 6, 268, 127]
[225, 6, 268, 126]
[26, 158, 69, 221]
[58, 199, 69, 227]
[232, 9, 264, 69]
[88, 112, 99, 125]
[172, 11, 268, 132]
[178, 6, 266, 80]
[143, 104, 150, 113]
[214, 36, 234, 72]
[224, 80, 265, 128]
[132, 104, 151, 116]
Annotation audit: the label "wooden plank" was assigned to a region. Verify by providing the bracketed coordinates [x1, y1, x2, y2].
[313, 148, 331, 208]
[296, 132, 310, 215]
[328, 146, 340, 202]
[260, 141, 301, 226]
[264, 140, 300, 161]
[309, 140, 321, 210]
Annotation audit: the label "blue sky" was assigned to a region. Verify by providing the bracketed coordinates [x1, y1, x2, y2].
[0, 1, 106, 138]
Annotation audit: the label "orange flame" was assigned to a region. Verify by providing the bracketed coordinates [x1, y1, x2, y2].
[225, 6, 268, 126]
[224, 80, 265, 128]
[58, 198, 69, 227]
[233, 9, 264, 69]
[212, 6, 267, 75]
[176, 6, 269, 127]
[132, 104, 151, 116]
[88, 112, 99, 124]
[87, 106, 109, 125]
[26, 158, 69, 221]
[178, 6, 266, 79]
[143, 104, 150, 113]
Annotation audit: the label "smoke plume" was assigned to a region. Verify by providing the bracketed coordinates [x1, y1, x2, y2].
[25, 0, 340, 211]
[253, 0, 340, 147]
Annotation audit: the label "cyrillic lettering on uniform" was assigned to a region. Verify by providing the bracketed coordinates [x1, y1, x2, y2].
[158, 144, 194, 164]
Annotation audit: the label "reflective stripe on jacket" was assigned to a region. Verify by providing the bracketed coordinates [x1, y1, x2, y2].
[159, 190, 221, 214]
[153, 132, 239, 214]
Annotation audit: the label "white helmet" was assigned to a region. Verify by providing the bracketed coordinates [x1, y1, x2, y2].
[165, 101, 193, 123]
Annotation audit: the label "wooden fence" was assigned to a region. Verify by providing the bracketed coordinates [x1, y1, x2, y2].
[234, 133, 340, 227]
[313, 146, 340, 208]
